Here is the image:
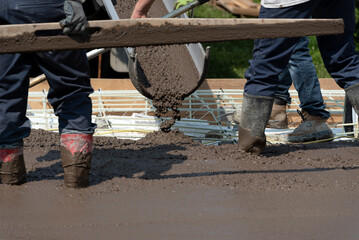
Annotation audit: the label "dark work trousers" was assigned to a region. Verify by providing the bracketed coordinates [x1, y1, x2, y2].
[276, 37, 331, 119]
[0, 0, 96, 147]
[244, 0, 359, 97]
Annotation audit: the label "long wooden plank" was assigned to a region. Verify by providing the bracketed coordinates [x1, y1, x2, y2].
[0, 18, 343, 54]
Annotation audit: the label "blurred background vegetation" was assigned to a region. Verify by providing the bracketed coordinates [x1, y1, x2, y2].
[194, 1, 359, 79]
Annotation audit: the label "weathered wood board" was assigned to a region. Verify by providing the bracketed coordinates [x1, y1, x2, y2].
[0, 18, 344, 53]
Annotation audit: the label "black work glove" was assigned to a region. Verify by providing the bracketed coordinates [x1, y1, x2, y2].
[60, 0, 87, 35]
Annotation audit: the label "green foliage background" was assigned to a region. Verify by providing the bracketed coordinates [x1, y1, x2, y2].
[193, 3, 357, 78]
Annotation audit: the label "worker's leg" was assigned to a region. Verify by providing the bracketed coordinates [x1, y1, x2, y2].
[269, 37, 316, 129]
[286, 37, 333, 142]
[36, 50, 95, 188]
[239, 2, 313, 154]
[313, 1, 359, 124]
[0, 54, 32, 145]
[10, 0, 95, 135]
[20, 0, 96, 187]
[269, 36, 333, 141]
[314, 0, 359, 90]
[0, 0, 61, 185]
[273, 36, 330, 118]
[0, 0, 78, 185]
[0, 53, 31, 185]
[37, 51, 96, 135]
[289, 37, 330, 119]
[244, 2, 314, 98]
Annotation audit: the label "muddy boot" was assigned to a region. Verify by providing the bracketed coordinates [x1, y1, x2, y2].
[60, 134, 93, 188]
[287, 110, 334, 143]
[346, 83, 359, 115]
[238, 94, 273, 155]
[0, 147, 27, 185]
[267, 98, 288, 129]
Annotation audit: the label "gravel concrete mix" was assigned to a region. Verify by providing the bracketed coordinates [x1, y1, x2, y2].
[0, 129, 358, 239]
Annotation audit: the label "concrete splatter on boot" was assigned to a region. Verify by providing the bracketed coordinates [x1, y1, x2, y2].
[287, 110, 334, 143]
[238, 94, 273, 155]
[0, 147, 27, 185]
[61, 134, 93, 188]
[267, 98, 288, 129]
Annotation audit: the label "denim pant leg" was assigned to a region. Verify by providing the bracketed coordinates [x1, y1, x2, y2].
[4, 0, 96, 135]
[36, 50, 96, 134]
[313, 0, 359, 89]
[244, 2, 313, 97]
[275, 66, 292, 104]
[0, 2, 33, 146]
[289, 37, 330, 119]
[0, 54, 32, 146]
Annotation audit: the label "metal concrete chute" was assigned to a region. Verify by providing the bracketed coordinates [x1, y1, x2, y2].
[127, 45, 210, 100]
[90, 0, 211, 100]
[126, 0, 211, 100]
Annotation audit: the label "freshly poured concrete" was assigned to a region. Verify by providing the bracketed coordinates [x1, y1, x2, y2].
[1, 129, 358, 239]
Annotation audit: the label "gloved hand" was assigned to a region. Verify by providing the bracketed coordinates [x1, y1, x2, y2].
[60, 0, 87, 35]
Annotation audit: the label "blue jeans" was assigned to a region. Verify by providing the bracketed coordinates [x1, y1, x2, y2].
[244, 0, 359, 98]
[275, 37, 330, 119]
[0, 0, 96, 146]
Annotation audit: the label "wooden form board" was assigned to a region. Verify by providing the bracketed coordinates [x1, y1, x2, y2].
[0, 18, 343, 53]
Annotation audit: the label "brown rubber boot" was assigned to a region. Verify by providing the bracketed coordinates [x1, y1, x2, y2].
[0, 148, 27, 185]
[60, 134, 93, 188]
[287, 110, 334, 143]
[238, 94, 273, 155]
[267, 98, 288, 129]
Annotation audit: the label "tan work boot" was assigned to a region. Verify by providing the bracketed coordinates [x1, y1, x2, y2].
[61, 134, 93, 188]
[287, 110, 334, 143]
[267, 101, 288, 129]
[0, 147, 27, 185]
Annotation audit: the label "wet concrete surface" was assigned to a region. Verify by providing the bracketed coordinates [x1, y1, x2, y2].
[1, 129, 359, 239]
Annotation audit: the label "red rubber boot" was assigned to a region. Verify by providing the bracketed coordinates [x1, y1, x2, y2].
[60, 134, 93, 188]
[0, 147, 27, 185]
